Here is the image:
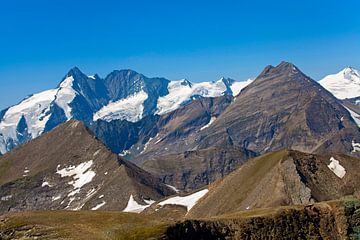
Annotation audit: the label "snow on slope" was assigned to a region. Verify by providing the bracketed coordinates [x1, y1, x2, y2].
[0, 76, 79, 154]
[54, 76, 77, 119]
[0, 89, 57, 144]
[122, 194, 155, 213]
[93, 90, 148, 122]
[319, 67, 360, 99]
[56, 160, 96, 197]
[156, 79, 252, 115]
[230, 79, 253, 96]
[158, 189, 208, 211]
[200, 116, 216, 130]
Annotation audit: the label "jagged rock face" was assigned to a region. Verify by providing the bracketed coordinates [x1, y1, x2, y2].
[91, 115, 160, 155]
[193, 62, 360, 158]
[140, 146, 256, 191]
[91, 96, 234, 157]
[0, 120, 174, 214]
[188, 150, 360, 218]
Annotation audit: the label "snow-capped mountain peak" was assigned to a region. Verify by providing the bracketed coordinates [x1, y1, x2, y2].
[0, 67, 253, 154]
[319, 67, 360, 99]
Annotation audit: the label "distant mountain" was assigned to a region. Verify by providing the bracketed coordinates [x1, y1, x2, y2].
[319, 67, 360, 100]
[0, 120, 175, 213]
[190, 62, 360, 158]
[0, 68, 251, 154]
[188, 149, 360, 218]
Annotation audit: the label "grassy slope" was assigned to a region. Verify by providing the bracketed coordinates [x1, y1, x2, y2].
[1, 199, 360, 239]
[0, 211, 171, 240]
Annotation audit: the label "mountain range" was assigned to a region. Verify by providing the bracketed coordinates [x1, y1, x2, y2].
[1, 61, 360, 239]
[0, 68, 251, 154]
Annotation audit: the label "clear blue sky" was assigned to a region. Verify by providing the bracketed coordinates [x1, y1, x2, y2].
[1, 0, 359, 109]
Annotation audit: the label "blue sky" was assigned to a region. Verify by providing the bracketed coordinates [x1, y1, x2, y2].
[0, 0, 359, 109]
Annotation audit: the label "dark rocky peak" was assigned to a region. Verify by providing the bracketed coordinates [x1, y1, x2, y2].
[256, 61, 302, 79]
[246, 61, 314, 92]
[106, 69, 143, 81]
[220, 77, 236, 86]
[58, 66, 89, 89]
[103, 69, 170, 102]
[103, 69, 146, 100]
[65, 66, 87, 80]
[179, 78, 193, 87]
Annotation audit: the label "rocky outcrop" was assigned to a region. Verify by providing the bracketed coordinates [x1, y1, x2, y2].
[165, 200, 360, 239]
[140, 146, 256, 191]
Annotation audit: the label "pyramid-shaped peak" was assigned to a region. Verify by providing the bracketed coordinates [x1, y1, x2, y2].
[277, 61, 296, 68]
[66, 66, 85, 78]
[256, 61, 302, 80]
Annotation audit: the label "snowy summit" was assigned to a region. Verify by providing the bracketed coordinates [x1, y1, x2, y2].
[319, 67, 360, 100]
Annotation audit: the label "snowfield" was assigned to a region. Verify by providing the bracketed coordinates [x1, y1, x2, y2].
[0, 89, 57, 144]
[158, 189, 209, 211]
[93, 90, 148, 122]
[122, 194, 155, 213]
[0, 75, 78, 154]
[319, 67, 360, 99]
[156, 79, 252, 115]
[54, 76, 77, 119]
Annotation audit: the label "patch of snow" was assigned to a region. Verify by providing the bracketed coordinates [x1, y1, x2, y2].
[327, 157, 346, 178]
[1, 195, 12, 201]
[86, 188, 97, 197]
[166, 184, 180, 193]
[52, 195, 61, 201]
[352, 140, 360, 153]
[56, 160, 96, 196]
[91, 201, 106, 210]
[140, 137, 153, 154]
[230, 79, 253, 96]
[104, 172, 108, 175]
[319, 67, 360, 99]
[119, 149, 131, 157]
[93, 90, 148, 122]
[41, 181, 52, 187]
[123, 194, 155, 213]
[158, 189, 208, 212]
[88, 75, 96, 80]
[99, 195, 104, 199]
[200, 117, 216, 130]
[93, 149, 101, 157]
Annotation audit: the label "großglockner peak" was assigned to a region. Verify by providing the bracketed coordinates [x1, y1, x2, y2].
[0, 67, 251, 154]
